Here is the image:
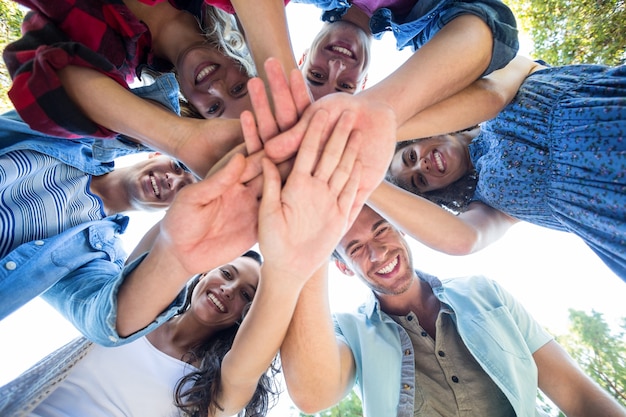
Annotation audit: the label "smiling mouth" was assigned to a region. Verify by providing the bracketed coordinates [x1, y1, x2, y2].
[207, 293, 225, 312]
[376, 255, 399, 275]
[432, 150, 445, 172]
[195, 64, 218, 85]
[328, 44, 355, 59]
[149, 173, 161, 198]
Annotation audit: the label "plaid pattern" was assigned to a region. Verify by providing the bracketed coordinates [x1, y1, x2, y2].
[2, 0, 191, 139]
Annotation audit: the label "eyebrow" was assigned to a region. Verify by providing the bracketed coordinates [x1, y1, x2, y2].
[344, 219, 389, 254]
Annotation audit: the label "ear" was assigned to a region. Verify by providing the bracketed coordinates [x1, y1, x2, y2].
[334, 259, 354, 276]
[298, 49, 309, 67]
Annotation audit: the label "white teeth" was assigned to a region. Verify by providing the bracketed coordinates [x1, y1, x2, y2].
[331, 45, 353, 57]
[433, 151, 444, 172]
[150, 175, 160, 197]
[207, 293, 225, 312]
[377, 256, 398, 275]
[196, 64, 217, 83]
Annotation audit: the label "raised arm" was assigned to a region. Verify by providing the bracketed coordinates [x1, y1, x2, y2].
[230, 0, 298, 85]
[396, 55, 542, 141]
[368, 181, 518, 255]
[57, 66, 243, 177]
[216, 105, 362, 416]
[535, 340, 626, 417]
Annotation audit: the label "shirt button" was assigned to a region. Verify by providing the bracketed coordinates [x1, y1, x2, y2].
[438, 350, 445, 357]
[403, 384, 411, 390]
[451, 376, 459, 383]
[108, 335, 118, 342]
[34, 240, 44, 246]
[4, 261, 17, 270]
[421, 331, 428, 337]
[404, 349, 411, 356]
[407, 315, 413, 321]
[94, 243, 103, 249]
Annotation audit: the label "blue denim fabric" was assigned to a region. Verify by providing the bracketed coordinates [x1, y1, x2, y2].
[0, 73, 181, 175]
[294, 0, 519, 75]
[0, 215, 185, 345]
[333, 272, 552, 417]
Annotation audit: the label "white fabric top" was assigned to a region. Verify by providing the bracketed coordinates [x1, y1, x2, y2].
[30, 337, 196, 417]
[0, 149, 104, 258]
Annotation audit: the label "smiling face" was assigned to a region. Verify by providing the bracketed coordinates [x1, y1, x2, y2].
[336, 206, 415, 296]
[176, 42, 252, 119]
[388, 134, 473, 194]
[301, 21, 371, 100]
[189, 257, 261, 329]
[126, 154, 196, 211]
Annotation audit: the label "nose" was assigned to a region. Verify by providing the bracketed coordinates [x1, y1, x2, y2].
[166, 172, 194, 192]
[368, 243, 388, 263]
[221, 284, 234, 300]
[418, 156, 431, 172]
[207, 79, 226, 97]
[328, 58, 346, 82]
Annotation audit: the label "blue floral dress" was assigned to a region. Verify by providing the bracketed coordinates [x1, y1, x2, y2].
[468, 64, 626, 281]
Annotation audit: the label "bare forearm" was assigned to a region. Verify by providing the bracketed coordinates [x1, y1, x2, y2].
[57, 66, 243, 176]
[115, 236, 192, 336]
[230, 0, 297, 83]
[280, 268, 354, 413]
[396, 55, 539, 141]
[361, 14, 492, 127]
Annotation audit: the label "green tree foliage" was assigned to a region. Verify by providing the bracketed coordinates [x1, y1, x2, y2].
[299, 391, 363, 417]
[556, 309, 626, 408]
[508, 0, 626, 65]
[0, 0, 26, 111]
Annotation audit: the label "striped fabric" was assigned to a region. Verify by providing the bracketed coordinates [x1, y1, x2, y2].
[0, 149, 105, 258]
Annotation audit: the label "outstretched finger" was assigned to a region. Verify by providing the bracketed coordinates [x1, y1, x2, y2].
[313, 110, 356, 183]
[241, 110, 264, 154]
[289, 67, 312, 116]
[193, 153, 246, 203]
[265, 58, 304, 131]
[289, 109, 330, 177]
[339, 160, 363, 222]
[326, 127, 361, 196]
[259, 157, 282, 218]
[248, 77, 279, 142]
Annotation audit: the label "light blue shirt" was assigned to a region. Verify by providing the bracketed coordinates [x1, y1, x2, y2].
[0, 215, 186, 345]
[333, 272, 552, 417]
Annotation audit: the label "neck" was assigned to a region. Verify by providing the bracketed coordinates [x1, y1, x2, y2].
[378, 278, 438, 318]
[122, 0, 204, 63]
[146, 314, 217, 363]
[89, 172, 132, 215]
[343, 5, 373, 36]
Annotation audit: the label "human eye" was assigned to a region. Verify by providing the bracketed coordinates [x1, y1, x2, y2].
[220, 268, 232, 280]
[375, 226, 389, 237]
[241, 290, 253, 302]
[207, 101, 221, 115]
[172, 160, 183, 174]
[231, 83, 247, 97]
[349, 244, 363, 257]
[408, 149, 417, 163]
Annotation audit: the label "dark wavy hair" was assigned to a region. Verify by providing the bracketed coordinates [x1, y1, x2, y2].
[386, 128, 480, 214]
[173, 250, 281, 417]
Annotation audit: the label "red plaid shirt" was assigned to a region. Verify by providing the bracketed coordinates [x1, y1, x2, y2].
[3, 0, 201, 139]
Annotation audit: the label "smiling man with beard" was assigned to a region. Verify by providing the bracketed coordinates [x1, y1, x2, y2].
[279, 204, 626, 417]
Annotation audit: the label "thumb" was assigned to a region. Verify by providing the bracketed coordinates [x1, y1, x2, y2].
[199, 153, 246, 200]
[259, 157, 281, 215]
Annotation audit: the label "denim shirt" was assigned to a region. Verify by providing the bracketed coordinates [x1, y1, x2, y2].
[294, 0, 518, 73]
[333, 272, 552, 417]
[0, 72, 181, 175]
[0, 215, 186, 345]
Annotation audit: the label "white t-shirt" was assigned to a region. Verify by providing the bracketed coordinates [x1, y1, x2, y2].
[30, 337, 197, 417]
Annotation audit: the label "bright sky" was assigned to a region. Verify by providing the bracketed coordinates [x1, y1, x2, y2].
[0, 3, 624, 416]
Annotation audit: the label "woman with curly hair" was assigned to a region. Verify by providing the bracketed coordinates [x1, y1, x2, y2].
[0, 251, 281, 417]
[371, 55, 626, 282]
